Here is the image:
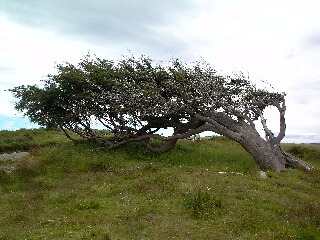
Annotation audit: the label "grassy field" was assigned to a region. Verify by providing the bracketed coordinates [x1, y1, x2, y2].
[0, 129, 320, 239]
[0, 128, 72, 153]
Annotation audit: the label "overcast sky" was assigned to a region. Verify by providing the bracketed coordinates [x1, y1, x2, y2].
[0, 0, 319, 143]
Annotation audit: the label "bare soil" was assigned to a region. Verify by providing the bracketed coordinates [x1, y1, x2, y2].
[0, 152, 33, 173]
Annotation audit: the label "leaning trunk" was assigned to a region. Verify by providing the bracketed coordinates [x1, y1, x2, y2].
[233, 127, 313, 171]
[239, 135, 285, 171]
[195, 114, 314, 171]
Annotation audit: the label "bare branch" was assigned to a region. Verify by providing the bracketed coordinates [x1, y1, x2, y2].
[194, 114, 242, 141]
[274, 99, 286, 143]
[258, 109, 274, 142]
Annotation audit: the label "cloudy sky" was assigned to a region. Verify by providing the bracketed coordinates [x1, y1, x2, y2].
[0, 0, 319, 143]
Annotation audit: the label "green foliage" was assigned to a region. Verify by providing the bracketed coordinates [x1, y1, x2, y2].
[9, 55, 198, 140]
[11, 54, 308, 171]
[285, 144, 320, 162]
[8, 54, 287, 156]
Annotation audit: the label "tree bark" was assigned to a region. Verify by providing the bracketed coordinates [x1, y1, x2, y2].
[140, 139, 178, 153]
[237, 132, 287, 171]
[238, 132, 313, 171]
[195, 114, 314, 172]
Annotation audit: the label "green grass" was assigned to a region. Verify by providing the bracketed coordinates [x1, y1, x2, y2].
[0, 128, 72, 153]
[0, 131, 320, 239]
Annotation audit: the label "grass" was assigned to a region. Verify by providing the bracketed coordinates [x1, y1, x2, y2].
[0, 128, 72, 153]
[0, 130, 320, 239]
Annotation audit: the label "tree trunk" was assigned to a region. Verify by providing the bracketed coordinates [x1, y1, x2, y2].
[195, 114, 314, 172]
[238, 133, 286, 171]
[234, 127, 313, 172]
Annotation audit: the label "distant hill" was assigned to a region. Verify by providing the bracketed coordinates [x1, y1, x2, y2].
[310, 143, 320, 146]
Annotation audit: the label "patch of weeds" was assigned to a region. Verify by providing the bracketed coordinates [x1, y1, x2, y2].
[295, 169, 320, 185]
[299, 202, 320, 227]
[134, 175, 173, 194]
[0, 169, 10, 183]
[140, 162, 158, 173]
[286, 146, 308, 159]
[82, 227, 112, 240]
[47, 192, 75, 204]
[88, 161, 115, 173]
[309, 170, 320, 184]
[14, 161, 38, 180]
[0, 170, 23, 191]
[8, 211, 31, 224]
[55, 195, 71, 204]
[295, 227, 320, 240]
[286, 145, 320, 163]
[285, 201, 320, 239]
[237, 211, 267, 234]
[76, 201, 103, 211]
[184, 189, 222, 219]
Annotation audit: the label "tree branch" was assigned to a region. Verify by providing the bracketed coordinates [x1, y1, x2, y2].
[274, 99, 286, 143]
[258, 109, 274, 142]
[194, 113, 242, 141]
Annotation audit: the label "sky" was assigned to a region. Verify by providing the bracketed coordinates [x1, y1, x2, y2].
[0, 0, 319, 143]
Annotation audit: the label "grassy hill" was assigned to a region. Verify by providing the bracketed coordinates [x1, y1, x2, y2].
[0, 129, 319, 239]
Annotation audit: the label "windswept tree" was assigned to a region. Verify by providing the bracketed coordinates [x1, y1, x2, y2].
[9, 55, 313, 171]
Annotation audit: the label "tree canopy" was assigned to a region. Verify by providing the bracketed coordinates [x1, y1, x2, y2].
[9, 55, 313, 171]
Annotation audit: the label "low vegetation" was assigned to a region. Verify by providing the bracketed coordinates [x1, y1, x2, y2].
[0, 129, 319, 239]
[0, 128, 71, 153]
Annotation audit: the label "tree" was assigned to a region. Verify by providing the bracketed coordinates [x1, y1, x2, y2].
[9, 55, 313, 172]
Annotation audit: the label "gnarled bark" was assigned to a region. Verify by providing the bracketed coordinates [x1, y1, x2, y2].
[236, 128, 313, 171]
[195, 110, 313, 172]
[140, 139, 178, 153]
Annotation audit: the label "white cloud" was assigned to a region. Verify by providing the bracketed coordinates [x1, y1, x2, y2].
[0, 16, 121, 117]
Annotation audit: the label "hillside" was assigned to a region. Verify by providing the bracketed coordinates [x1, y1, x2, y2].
[0, 129, 320, 239]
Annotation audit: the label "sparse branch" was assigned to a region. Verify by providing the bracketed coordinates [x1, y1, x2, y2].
[140, 139, 178, 153]
[274, 99, 286, 143]
[194, 114, 242, 141]
[258, 109, 274, 142]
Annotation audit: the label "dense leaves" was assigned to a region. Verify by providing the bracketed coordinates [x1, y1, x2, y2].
[10, 56, 209, 144]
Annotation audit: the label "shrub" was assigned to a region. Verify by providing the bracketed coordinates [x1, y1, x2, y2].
[286, 145, 320, 162]
[184, 189, 222, 219]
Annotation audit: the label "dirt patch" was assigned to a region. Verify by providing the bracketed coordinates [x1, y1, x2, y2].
[0, 152, 30, 161]
[0, 152, 33, 173]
